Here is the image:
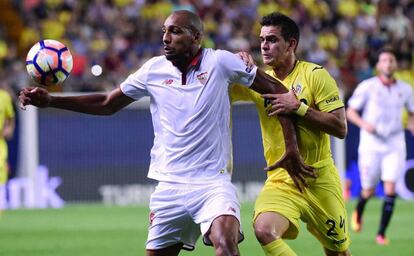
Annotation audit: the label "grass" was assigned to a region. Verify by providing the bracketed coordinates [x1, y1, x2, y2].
[0, 199, 413, 255]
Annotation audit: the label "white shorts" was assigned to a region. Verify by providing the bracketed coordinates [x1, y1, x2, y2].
[358, 148, 406, 189]
[146, 180, 243, 251]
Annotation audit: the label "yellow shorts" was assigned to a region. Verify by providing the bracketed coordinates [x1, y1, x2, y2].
[253, 164, 350, 252]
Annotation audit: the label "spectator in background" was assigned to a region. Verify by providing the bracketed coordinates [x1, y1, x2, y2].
[0, 82, 16, 214]
[347, 48, 414, 245]
[0, 0, 412, 97]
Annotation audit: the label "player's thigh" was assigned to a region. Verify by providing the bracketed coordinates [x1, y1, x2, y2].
[147, 183, 200, 251]
[381, 148, 406, 184]
[254, 181, 302, 240]
[303, 166, 350, 252]
[358, 151, 382, 189]
[195, 181, 243, 246]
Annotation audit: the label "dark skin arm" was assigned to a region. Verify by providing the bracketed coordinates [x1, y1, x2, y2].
[250, 69, 316, 192]
[20, 69, 315, 192]
[19, 87, 134, 115]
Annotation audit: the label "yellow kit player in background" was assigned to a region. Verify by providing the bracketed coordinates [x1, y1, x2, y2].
[0, 86, 15, 214]
[232, 12, 351, 256]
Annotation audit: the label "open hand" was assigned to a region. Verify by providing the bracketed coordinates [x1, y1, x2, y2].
[19, 87, 51, 110]
[236, 51, 255, 71]
[265, 149, 316, 193]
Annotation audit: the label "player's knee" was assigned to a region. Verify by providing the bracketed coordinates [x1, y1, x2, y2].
[209, 232, 239, 256]
[254, 225, 281, 245]
[361, 189, 374, 199]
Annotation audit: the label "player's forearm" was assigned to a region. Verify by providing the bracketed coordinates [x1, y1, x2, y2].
[302, 107, 347, 139]
[49, 88, 133, 115]
[251, 69, 299, 152]
[49, 94, 113, 115]
[2, 119, 15, 140]
[346, 107, 366, 129]
[250, 69, 289, 94]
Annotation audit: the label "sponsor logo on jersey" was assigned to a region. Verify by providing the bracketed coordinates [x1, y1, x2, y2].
[162, 79, 174, 85]
[325, 95, 340, 104]
[292, 84, 302, 95]
[197, 71, 208, 85]
[228, 206, 236, 214]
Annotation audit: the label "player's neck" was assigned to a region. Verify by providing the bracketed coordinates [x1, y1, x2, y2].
[272, 57, 297, 81]
[172, 48, 202, 73]
[378, 74, 395, 86]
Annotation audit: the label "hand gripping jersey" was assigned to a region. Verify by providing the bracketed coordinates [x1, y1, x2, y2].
[121, 48, 257, 184]
[231, 60, 344, 183]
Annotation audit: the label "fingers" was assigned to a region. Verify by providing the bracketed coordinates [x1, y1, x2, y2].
[246, 53, 255, 67]
[261, 94, 277, 100]
[267, 110, 277, 116]
[237, 51, 255, 68]
[291, 175, 305, 193]
[19, 87, 38, 109]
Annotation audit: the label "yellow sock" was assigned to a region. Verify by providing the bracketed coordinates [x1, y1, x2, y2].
[262, 239, 297, 256]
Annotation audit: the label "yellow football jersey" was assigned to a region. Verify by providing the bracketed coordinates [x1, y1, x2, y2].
[0, 89, 15, 184]
[231, 61, 344, 183]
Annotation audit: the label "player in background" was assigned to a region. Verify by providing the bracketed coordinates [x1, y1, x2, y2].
[347, 48, 414, 245]
[0, 82, 15, 215]
[233, 12, 351, 255]
[19, 10, 315, 256]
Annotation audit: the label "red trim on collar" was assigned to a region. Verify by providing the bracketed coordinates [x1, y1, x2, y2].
[189, 48, 203, 68]
[378, 75, 396, 86]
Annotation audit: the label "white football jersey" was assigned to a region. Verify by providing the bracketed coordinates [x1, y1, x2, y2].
[348, 76, 414, 150]
[120, 48, 257, 184]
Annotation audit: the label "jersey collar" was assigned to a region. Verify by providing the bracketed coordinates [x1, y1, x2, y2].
[378, 75, 396, 86]
[188, 48, 203, 71]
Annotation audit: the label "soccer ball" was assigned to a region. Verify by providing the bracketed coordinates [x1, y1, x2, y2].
[26, 39, 73, 86]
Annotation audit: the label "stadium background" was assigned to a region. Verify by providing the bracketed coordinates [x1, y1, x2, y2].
[1, 0, 414, 204]
[1, 0, 414, 255]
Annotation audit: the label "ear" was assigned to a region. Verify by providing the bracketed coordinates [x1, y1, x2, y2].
[193, 32, 202, 43]
[288, 38, 298, 52]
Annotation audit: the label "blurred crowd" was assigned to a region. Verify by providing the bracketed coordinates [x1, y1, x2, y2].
[0, 0, 413, 100]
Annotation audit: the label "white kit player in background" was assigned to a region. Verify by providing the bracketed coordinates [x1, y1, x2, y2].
[347, 47, 414, 245]
[19, 10, 314, 256]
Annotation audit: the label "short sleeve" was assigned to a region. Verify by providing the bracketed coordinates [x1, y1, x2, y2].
[347, 81, 369, 111]
[120, 61, 151, 100]
[405, 84, 414, 113]
[311, 68, 344, 112]
[216, 50, 257, 87]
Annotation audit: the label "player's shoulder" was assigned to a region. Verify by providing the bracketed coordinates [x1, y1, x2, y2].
[357, 76, 378, 88]
[296, 61, 335, 85]
[297, 61, 324, 73]
[132, 56, 169, 76]
[206, 48, 240, 62]
[145, 55, 169, 67]
[396, 79, 413, 91]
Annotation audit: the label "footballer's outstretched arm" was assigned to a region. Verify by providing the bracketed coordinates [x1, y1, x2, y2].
[19, 87, 134, 115]
[250, 69, 316, 192]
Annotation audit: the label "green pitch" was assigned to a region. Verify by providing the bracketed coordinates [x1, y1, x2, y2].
[1, 199, 413, 255]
